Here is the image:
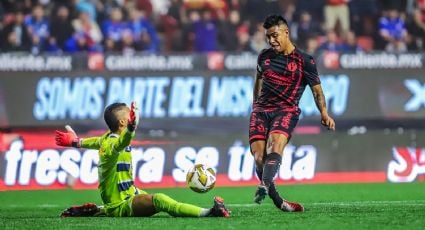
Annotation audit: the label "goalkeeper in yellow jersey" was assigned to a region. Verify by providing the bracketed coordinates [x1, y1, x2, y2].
[55, 102, 230, 218]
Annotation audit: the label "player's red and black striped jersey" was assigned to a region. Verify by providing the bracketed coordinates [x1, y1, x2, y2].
[253, 47, 321, 113]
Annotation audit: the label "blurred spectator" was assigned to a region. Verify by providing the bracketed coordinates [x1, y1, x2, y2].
[48, 5, 74, 52]
[295, 0, 325, 23]
[150, 0, 170, 16]
[305, 36, 320, 55]
[282, 2, 297, 28]
[128, 8, 160, 52]
[136, 0, 153, 17]
[410, 0, 425, 50]
[378, 8, 408, 52]
[168, 0, 186, 23]
[318, 30, 345, 52]
[68, 10, 102, 52]
[249, 22, 267, 53]
[117, 29, 140, 55]
[64, 31, 96, 52]
[341, 30, 363, 52]
[217, 9, 239, 51]
[235, 23, 252, 52]
[102, 7, 128, 51]
[324, 0, 350, 35]
[296, 11, 323, 50]
[191, 10, 217, 52]
[228, 0, 241, 11]
[25, 4, 49, 54]
[163, 0, 185, 51]
[349, 0, 379, 36]
[1, 11, 31, 52]
[0, 0, 423, 54]
[75, 0, 97, 21]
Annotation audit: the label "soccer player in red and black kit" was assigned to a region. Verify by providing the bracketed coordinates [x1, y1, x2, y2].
[250, 15, 335, 212]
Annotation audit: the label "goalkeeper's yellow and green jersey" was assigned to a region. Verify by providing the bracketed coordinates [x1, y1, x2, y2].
[81, 129, 140, 205]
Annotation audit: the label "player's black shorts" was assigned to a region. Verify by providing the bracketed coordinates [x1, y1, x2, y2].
[249, 111, 299, 144]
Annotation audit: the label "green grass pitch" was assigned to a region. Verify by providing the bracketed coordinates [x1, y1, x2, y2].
[1, 183, 424, 229]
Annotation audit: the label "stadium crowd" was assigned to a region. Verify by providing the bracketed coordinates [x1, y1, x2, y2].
[0, 0, 424, 55]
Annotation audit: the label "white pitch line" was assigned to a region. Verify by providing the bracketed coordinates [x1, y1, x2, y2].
[6, 200, 425, 208]
[8, 204, 61, 208]
[228, 200, 425, 207]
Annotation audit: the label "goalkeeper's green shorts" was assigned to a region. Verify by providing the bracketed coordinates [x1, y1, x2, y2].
[104, 189, 148, 217]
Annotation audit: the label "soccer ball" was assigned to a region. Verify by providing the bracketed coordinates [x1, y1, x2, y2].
[186, 164, 216, 193]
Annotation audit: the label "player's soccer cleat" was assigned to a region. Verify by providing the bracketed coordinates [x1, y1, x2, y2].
[60, 203, 99, 217]
[253, 185, 268, 204]
[280, 200, 304, 212]
[210, 196, 230, 217]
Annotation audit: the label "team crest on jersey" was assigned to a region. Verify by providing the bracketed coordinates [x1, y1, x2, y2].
[264, 59, 270, 66]
[287, 62, 297, 72]
[125, 146, 132, 152]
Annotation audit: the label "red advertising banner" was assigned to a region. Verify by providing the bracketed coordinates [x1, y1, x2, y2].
[1, 129, 423, 191]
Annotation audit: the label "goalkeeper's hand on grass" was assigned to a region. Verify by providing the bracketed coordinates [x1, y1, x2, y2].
[55, 125, 81, 148]
[127, 101, 139, 132]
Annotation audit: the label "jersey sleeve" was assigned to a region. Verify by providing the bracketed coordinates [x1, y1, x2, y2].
[303, 55, 321, 86]
[110, 129, 135, 153]
[80, 132, 109, 150]
[256, 49, 267, 78]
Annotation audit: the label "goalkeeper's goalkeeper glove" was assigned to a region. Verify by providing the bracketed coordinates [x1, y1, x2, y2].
[127, 101, 139, 132]
[55, 125, 81, 148]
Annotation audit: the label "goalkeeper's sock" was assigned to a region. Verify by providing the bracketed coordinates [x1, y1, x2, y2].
[152, 193, 207, 217]
[256, 166, 283, 208]
[262, 152, 282, 188]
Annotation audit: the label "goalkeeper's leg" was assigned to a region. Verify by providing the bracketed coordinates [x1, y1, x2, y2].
[132, 193, 230, 217]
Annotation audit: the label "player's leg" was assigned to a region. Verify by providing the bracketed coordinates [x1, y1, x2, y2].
[324, 5, 338, 31]
[263, 132, 287, 189]
[251, 143, 285, 206]
[131, 194, 158, 217]
[249, 111, 269, 204]
[132, 193, 230, 217]
[251, 140, 268, 204]
[263, 112, 304, 212]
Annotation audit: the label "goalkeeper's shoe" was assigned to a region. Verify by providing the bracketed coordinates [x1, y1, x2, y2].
[280, 200, 305, 212]
[253, 185, 268, 204]
[210, 196, 230, 217]
[60, 203, 99, 217]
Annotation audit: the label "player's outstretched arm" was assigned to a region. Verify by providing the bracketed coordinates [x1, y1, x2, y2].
[114, 101, 140, 151]
[55, 125, 105, 150]
[55, 125, 82, 148]
[80, 132, 109, 150]
[311, 85, 335, 131]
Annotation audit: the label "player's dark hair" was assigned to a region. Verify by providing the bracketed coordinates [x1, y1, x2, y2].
[263, 14, 288, 29]
[104, 103, 127, 132]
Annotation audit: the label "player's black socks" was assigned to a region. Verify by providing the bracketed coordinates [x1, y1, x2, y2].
[257, 166, 284, 208]
[255, 167, 263, 180]
[256, 167, 276, 192]
[262, 152, 282, 188]
[268, 184, 284, 209]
